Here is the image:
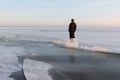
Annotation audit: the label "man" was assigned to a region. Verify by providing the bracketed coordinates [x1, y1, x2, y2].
[68, 19, 77, 39]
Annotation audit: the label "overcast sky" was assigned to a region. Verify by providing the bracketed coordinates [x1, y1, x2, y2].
[0, 0, 120, 27]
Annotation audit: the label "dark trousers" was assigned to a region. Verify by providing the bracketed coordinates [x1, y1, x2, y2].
[69, 32, 75, 39]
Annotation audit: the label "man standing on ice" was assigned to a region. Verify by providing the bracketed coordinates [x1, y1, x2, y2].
[68, 19, 77, 39]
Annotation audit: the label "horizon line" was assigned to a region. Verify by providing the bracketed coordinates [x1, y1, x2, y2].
[0, 25, 119, 27]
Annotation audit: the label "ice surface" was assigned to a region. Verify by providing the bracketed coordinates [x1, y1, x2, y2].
[0, 26, 119, 80]
[52, 38, 79, 48]
[80, 46, 108, 52]
[53, 39, 108, 52]
[52, 39, 65, 46]
[65, 38, 79, 48]
[23, 59, 53, 80]
[0, 33, 18, 40]
[0, 46, 26, 56]
[0, 26, 119, 53]
[0, 46, 26, 80]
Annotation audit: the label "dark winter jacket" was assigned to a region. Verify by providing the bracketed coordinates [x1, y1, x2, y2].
[69, 22, 76, 32]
